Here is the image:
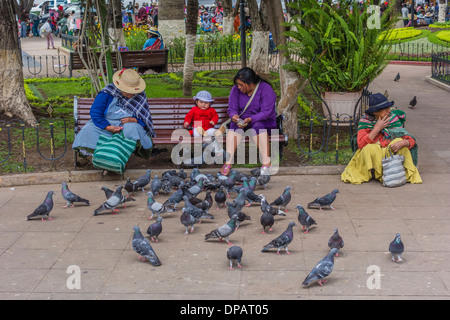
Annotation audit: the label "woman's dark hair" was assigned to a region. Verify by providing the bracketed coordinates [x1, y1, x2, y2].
[233, 67, 272, 87]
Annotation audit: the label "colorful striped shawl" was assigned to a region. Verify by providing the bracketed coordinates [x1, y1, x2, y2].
[358, 109, 407, 140]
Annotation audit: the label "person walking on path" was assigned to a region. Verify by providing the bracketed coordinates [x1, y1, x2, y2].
[41, 18, 55, 49]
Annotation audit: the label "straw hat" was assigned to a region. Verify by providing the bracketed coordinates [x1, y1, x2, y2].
[147, 26, 161, 38]
[112, 69, 146, 94]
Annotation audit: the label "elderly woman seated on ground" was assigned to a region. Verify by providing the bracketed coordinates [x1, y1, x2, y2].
[341, 93, 422, 185]
[72, 68, 155, 159]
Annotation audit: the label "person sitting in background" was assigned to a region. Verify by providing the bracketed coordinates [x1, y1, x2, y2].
[341, 93, 422, 185]
[143, 27, 164, 50]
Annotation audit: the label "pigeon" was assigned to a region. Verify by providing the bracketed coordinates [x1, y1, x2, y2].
[27, 191, 54, 221]
[180, 207, 199, 234]
[177, 168, 188, 180]
[101, 186, 114, 199]
[187, 178, 205, 197]
[260, 209, 274, 234]
[302, 248, 338, 287]
[102, 186, 135, 208]
[260, 194, 285, 217]
[124, 178, 135, 194]
[60, 182, 90, 208]
[221, 169, 238, 196]
[270, 186, 292, 212]
[261, 221, 297, 254]
[226, 203, 251, 230]
[394, 72, 400, 82]
[308, 189, 339, 210]
[183, 196, 214, 222]
[163, 183, 186, 210]
[150, 175, 162, 196]
[233, 188, 247, 209]
[147, 216, 163, 242]
[214, 185, 227, 209]
[132, 169, 152, 192]
[147, 192, 172, 220]
[296, 204, 317, 234]
[409, 96, 417, 110]
[389, 233, 404, 263]
[205, 214, 238, 245]
[160, 178, 172, 194]
[250, 168, 271, 189]
[93, 185, 124, 216]
[328, 228, 344, 256]
[227, 246, 243, 270]
[132, 226, 161, 266]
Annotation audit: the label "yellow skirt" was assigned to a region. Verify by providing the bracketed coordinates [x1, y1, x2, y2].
[341, 138, 423, 185]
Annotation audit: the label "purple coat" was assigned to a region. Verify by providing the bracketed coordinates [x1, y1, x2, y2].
[227, 81, 277, 132]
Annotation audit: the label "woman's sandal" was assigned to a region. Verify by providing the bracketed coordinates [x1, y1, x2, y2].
[260, 164, 272, 176]
[220, 164, 232, 176]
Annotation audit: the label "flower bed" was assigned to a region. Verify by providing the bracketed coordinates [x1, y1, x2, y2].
[379, 27, 422, 42]
[436, 30, 450, 43]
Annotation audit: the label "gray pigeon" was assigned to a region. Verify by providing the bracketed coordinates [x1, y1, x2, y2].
[61, 182, 90, 208]
[389, 233, 404, 262]
[27, 191, 54, 221]
[227, 245, 243, 270]
[132, 226, 161, 266]
[308, 189, 339, 210]
[214, 186, 227, 209]
[147, 192, 172, 220]
[260, 209, 274, 234]
[183, 195, 214, 222]
[101, 186, 114, 199]
[205, 214, 238, 245]
[102, 186, 135, 208]
[302, 248, 338, 287]
[232, 188, 247, 210]
[160, 179, 172, 194]
[226, 204, 251, 230]
[147, 216, 163, 242]
[328, 228, 344, 256]
[132, 169, 152, 192]
[187, 178, 205, 197]
[124, 177, 135, 194]
[93, 185, 124, 216]
[150, 175, 162, 196]
[163, 184, 185, 210]
[180, 207, 199, 234]
[261, 221, 297, 254]
[260, 194, 285, 217]
[296, 204, 317, 234]
[270, 186, 292, 212]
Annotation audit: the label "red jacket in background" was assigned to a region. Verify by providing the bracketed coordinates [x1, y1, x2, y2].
[184, 106, 219, 135]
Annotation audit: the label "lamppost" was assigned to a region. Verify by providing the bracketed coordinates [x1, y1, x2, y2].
[240, 0, 246, 68]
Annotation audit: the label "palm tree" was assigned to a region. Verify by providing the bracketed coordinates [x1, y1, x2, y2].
[0, 0, 36, 125]
[183, 0, 199, 96]
[158, 0, 186, 45]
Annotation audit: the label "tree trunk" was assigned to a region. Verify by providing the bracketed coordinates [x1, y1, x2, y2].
[266, 0, 302, 140]
[183, 0, 199, 97]
[0, 0, 36, 125]
[438, 0, 446, 23]
[159, 0, 186, 46]
[107, 0, 126, 49]
[247, 0, 270, 76]
[221, 0, 235, 35]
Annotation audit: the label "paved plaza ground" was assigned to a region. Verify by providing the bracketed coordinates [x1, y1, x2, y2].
[2, 36, 449, 301]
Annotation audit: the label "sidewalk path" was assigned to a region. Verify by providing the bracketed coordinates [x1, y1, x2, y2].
[3, 48, 450, 299]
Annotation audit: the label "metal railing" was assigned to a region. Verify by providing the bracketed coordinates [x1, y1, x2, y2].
[0, 118, 69, 174]
[431, 52, 450, 85]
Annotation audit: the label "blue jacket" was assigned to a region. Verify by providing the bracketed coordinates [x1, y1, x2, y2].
[90, 92, 146, 129]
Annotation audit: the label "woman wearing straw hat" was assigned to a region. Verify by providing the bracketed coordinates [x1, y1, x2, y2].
[72, 69, 155, 158]
[143, 27, 164, 51]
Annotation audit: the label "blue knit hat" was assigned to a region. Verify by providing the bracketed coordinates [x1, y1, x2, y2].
[365, 93, 394, 115]
[193, 90, 214, 103]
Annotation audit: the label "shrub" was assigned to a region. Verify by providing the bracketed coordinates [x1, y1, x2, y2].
[378, 27, 422, 42]
[436, 30, 450, 43]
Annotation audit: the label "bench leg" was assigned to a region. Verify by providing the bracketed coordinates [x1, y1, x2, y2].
[73, 150, 78, 170]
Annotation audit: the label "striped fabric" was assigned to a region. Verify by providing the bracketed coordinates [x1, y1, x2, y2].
[92, 133, 137, 174]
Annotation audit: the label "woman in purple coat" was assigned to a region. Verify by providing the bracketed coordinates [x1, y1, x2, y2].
[219, 68, 277, 176]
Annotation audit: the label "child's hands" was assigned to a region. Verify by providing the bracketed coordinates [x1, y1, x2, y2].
[183, 122, 190, 129]
[209, 120, 215, 125]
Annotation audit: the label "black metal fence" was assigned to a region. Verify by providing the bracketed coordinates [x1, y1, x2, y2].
[431, 52, 450, 85]
[0, 118, 70, 174]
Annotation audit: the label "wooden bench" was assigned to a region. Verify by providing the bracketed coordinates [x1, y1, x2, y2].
[73, 96, 288, 168]
[69, 49, 169, 77]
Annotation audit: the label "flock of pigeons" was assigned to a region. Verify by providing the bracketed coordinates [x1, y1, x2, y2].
[25, 167, 405, 288]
